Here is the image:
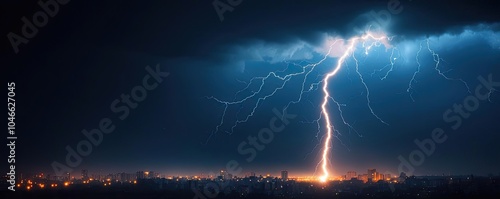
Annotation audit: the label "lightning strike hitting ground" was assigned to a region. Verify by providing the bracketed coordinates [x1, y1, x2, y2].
[317, 33, 390, 182]
[207, 31, 470, 182]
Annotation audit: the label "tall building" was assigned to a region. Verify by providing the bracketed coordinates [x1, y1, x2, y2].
[220, 170, 226, 180]
[376, 173, 384, 182]
[281, 170, 288, 181]
[136, 171, 145, 179]
[81, 170, 89, 180]
[358, 174, 368, 183]
[148, 171, 156, 179]
[347, 171, 357, 180]
[119, 173, 126, 182]
[367, 169, 376, 181]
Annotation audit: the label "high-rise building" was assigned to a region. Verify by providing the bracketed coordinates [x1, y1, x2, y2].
[119, 173, 126, 182]
[281, 170, 288, 181]
[376, 173, 384, 182]
[367, 169, 376, 181]
[136, 171, 145, 179]
[347, 171, 357, 180]
[148, 171, 155, 179]
[81, 170, 89, 181]
[220, 170, 226, 180]
[358, 174, 368, 183]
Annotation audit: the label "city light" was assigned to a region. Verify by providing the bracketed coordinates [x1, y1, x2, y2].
[8, 168, 497, 198]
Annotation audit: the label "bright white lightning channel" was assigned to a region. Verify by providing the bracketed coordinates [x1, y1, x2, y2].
[318, 32, 390, 182]
[207, 31, 470, 183]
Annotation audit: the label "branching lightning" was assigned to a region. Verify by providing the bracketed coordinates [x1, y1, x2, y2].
[407, 40, 424, 102]
[207, 30, 471, 182]
[426, 39, 472, 94]
[407, 39, 471, 101]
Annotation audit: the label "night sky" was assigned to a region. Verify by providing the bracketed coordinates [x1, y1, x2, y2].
[2, 0, 500, 178]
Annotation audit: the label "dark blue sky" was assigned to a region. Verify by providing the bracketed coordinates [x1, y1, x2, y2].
[2, 0, 500, 178]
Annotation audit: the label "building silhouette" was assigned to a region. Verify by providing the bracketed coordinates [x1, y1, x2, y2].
[81, 169, 89, 181]
[347, 171, 357, 180]
[281, 170, 288, 181]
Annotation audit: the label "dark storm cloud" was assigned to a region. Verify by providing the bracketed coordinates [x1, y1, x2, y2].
[3, 0, 499, 175]
[3, 1, 499, 60]
[166, 0, 500, 64]
[389, 0, 500, 37]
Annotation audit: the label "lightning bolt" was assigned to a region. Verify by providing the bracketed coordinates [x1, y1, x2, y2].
[407, 40, 424, 102]
[407, 39, 471, 101]
[207, 30, 472, 183]
[371, 47, 401, 80]
[205, 41, 339, 144]
[207, 32, 392, 182]
[426, 39, 471, 94]
[317, 32, 389, 182]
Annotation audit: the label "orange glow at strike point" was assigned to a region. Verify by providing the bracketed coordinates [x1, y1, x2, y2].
[318, 32, 389, 183]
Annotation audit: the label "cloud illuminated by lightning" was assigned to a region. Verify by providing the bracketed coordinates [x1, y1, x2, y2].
[206, 29, 475, 182]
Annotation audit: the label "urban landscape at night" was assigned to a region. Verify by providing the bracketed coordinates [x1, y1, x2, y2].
[2, 169, 500, 198]
[3, 0, 500, 198]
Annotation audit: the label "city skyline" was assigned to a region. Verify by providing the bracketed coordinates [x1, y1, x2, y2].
[16, 166, 500, 182]
[3, 1, 500, 198]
